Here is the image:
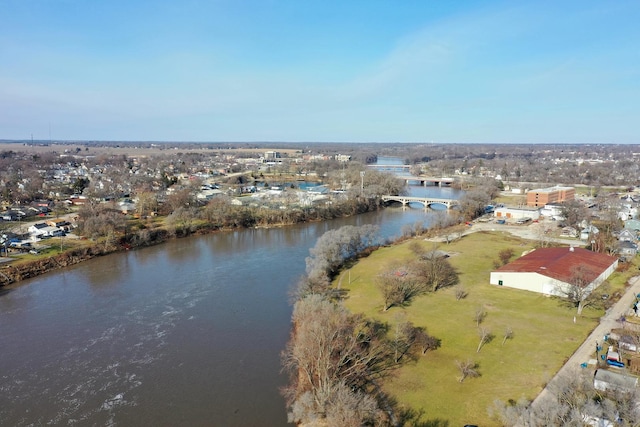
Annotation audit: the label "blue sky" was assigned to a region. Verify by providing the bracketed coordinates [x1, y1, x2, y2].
[1, 0, 639, 143]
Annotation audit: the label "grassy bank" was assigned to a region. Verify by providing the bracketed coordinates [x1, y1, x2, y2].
[340, 231, 605, 426]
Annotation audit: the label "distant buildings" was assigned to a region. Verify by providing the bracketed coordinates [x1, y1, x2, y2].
[527, 186, 575, 207]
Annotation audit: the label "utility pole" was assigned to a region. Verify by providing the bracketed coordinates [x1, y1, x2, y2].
[360, 171, 365, 196]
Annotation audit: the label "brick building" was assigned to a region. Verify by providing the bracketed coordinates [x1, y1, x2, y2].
[526, 186, 575, 207]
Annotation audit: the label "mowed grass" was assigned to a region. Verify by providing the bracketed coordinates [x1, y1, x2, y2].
[341, 231, 603, 426]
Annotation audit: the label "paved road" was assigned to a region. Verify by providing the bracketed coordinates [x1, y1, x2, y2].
[530, 275, 640, 411]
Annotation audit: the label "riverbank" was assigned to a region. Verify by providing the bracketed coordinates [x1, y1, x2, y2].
[0, 197, 385, 287]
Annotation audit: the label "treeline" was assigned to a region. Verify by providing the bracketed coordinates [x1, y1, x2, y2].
[74, 196, 384, 249]
[282, 225, 443, 426]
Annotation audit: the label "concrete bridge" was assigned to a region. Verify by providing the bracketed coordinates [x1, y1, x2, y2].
[398, 176, 455, 187]
[366, 164, 411, 171]
[381, 195, 459, 209]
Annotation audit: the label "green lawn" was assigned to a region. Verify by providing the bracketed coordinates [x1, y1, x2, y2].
[341, 231, 604, 426]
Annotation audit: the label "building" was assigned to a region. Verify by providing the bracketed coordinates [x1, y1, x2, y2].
[493, 206, 541, 220]
[264, 151, 281, 160]
[490, 247, 618, 296]
[593, 369, 638, 393]
[539, 203, 565, 220]
[526, 186, 575, 207]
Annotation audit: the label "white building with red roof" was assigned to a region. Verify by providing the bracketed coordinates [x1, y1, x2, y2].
[490, 247, 618, 296]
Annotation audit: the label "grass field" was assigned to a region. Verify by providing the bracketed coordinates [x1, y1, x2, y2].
[340, 231, 607, 426]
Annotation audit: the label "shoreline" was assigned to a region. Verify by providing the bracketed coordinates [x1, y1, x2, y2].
[0, 201, 384, 288]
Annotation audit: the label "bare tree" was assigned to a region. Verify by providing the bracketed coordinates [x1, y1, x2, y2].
[491, 370, 640, 427]
[454, 285, 468, 300]
[557, 264, 602, 315]
[412, 327, 441, 356]
[410, 250, 459, 292]
[502, 326, 514, 346]
[456, 359, 480, 383]
[477, 327, 494, 353]
[376, 268, 423, 311]
[390, 320, 417, 364]
[474, 306, 487, 327]
[498, 248, 515, 266]
[282, 295, 393, 424]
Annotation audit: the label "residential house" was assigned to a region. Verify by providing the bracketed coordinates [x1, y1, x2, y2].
[618, 229, 637, 243]
[624, 219, 640, 232]
[580, 225, 599, 241]
[618, 241, 638, 258]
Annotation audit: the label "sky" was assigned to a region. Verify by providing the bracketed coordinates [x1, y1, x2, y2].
[1, 0, 639, 143]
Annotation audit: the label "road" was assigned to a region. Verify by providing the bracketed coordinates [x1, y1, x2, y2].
[530, 275, 640, 411]
[431, 218, 640, 415]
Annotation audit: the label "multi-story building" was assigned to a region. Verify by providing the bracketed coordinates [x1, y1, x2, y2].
[526, 186, 575, 207]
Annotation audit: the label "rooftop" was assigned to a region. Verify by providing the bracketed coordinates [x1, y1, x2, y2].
[494, 247, 617, 285]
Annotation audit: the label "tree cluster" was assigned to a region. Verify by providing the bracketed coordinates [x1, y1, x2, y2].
[377, 246, 459, 311]
[283, 226, 441, 426]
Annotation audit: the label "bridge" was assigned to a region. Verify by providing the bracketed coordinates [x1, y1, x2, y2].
[397, 175, 455, 187]
[366, 164, 411, 171]
[381, 195, 459, 209]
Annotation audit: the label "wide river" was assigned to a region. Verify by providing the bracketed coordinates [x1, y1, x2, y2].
[0, 171, 461, 426]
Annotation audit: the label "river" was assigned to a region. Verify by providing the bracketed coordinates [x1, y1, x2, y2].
[0, 162, 461, 426]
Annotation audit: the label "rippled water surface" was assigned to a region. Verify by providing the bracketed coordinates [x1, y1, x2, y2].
[0, 184, 461, 426]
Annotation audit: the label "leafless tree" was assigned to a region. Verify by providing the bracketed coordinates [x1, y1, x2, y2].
[557, 264, 604, 315]
[390, 320, 417, 364]
[376, 268, 423, 311]
[454, 285, 468, 300]
[560, 199, 590, 230]
[477, 327, 494, 353]
[474, 306, 487, 327]
[456, 359, 480, 383]
[410, 250, 459, 292]
[491, 370, 640, 427]
[502, 326, 514, 346]
[498, 248, 515, 266]
[282, 294, 393, 424]
[412, 327, 441, 356]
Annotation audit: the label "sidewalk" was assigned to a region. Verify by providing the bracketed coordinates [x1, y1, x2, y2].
[530, 275, 640, 411]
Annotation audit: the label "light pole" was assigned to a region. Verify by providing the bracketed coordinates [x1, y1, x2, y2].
[360, 171, 365, 196]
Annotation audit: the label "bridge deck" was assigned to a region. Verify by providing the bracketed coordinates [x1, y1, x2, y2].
[381, 195, 459, 209]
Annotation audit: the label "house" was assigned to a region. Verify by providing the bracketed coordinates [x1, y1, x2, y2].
[28, 223, 62, 238]
[560, 226, 578, 237]
[618, 229, 637, 243]
[490, 247, 618, 296]
[46, 219, 68, 228]
[580, 225, 599, 241]
[27, 222, 49, 236]
[593, 369, 638, 393]
[618, 241, 638, 258]
[624, 219, 640, 232]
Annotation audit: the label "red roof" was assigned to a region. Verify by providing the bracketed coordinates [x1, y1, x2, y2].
[495, 247, 617, 285]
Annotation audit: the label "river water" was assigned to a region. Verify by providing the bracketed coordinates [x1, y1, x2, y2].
[0, 163, 461, 426]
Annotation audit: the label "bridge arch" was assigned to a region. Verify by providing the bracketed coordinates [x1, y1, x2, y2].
[381, 195, 459, 210]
